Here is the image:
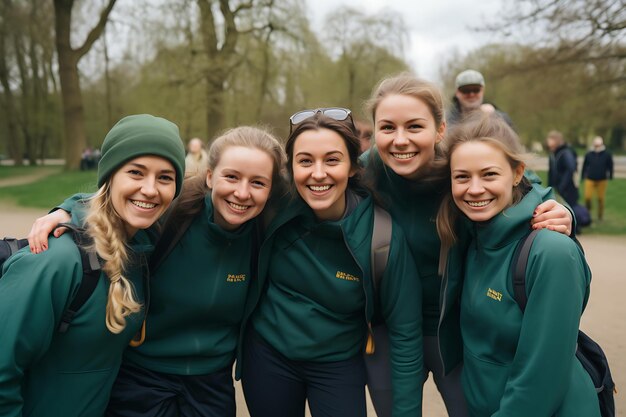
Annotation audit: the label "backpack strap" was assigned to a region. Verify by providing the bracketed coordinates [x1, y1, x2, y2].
[5, 238, 28, 254]
[371, 205, 392, 293]
[511, 229, 540, 313]
[57, 223, 102, 333]
[149, 203, 201, 273]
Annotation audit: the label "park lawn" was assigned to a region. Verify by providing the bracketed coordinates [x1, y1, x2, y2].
[0, 168, 96, 208]
[535, 171, 626, 235]
[0, 165, 61, 179]
[1, 167, 625, 234]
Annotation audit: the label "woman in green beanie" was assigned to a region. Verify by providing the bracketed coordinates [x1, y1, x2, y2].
[0, 114, 185, 417]
[26, 126, 287, 417]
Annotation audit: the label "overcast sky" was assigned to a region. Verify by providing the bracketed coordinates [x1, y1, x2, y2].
[308, 0, 506, 82]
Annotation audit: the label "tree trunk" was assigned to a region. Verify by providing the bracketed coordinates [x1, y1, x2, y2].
[54, 0, 84, 170]
[53, 0, 116, 170]
[205, 71, 225, 141]
[0, 3, 23, 166]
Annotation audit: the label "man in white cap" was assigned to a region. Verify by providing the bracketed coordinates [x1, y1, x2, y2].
[447, 69, 513, 127]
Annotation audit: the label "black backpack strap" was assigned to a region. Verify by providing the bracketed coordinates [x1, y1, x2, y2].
[57, 223, 102, 333]
[371, 205, 392, 293]
[149, 207, 199, 273]
[511, 229, 540, 313]
[6, 238, 28, 254]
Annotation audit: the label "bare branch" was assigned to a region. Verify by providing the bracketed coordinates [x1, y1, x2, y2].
[76, 0, 116, 59]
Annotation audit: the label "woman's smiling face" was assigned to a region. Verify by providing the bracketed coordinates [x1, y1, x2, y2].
[374, 94, 444, 180]
[292, 128, 355, 221]
[450, 141, 524, 222]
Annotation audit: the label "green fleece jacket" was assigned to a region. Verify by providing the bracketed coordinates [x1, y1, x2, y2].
[0, 227, 150, 417]
[440, 186, 600, 417]
[124, 194, 255, 375]
[239, 192, 424, 417]
[57, 193, 256, 375]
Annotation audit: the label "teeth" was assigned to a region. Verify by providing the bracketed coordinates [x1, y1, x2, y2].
[228, 202, 249, 211]
[391, 152, 416, 160]
[309, 185, 331, 192]
[467, 200, 490, 207]
[132, 200, 156, 209]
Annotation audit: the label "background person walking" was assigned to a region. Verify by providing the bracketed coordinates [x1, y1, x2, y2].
[582, 136, 614, 221]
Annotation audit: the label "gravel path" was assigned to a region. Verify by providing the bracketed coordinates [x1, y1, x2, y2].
[1, 200, 624, 416]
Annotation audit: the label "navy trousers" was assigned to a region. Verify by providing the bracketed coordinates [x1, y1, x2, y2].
[242, 329, 367, 417]
[106, 362, 235, 417]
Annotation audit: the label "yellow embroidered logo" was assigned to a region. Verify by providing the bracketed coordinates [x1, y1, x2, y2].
[487, 288, 503, 302]
[226, 274, 246, 283]
[336, 271, 360, 282]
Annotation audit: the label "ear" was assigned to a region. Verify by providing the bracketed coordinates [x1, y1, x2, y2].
[436, 121, 447, 143]
[514, 163, 525, 186]
[205, 170, 213, 189]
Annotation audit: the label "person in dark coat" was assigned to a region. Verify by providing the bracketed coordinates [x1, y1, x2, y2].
[582, 136, 614, 220]
[546, 130, 579, 207]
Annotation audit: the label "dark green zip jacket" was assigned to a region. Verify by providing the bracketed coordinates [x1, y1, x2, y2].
[0, 225, 150, 417]
[124, 194, 255, 375]
[238, 192, 424, 417]
[57, 193, 256, 375]
[439, 186, 600, 417]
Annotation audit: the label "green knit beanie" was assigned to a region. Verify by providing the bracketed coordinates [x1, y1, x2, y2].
[97, 114, 186, 197]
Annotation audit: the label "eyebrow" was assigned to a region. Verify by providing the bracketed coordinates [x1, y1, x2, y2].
[221, 168, 271, 182]
[127, 162, 175, 174]
[295, 150, 344, 157]
[377, 117, 427, 124]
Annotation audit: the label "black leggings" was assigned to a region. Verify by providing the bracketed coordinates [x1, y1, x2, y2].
[106, 362, 235, 417]
[242, 330, 367, 417]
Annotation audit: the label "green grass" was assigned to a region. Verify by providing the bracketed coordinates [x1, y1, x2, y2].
[0, 169, 97, 208]
[535, 171, 626, 235]
[1, 167, 625, 234]
[0, 165, 61, 179]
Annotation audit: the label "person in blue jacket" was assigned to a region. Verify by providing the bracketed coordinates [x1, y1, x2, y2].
[359, 73, 574, 417]
[0, 114, 186, 417]
[436, 112, 600, 417]
[240, 109, 424, 417]
[25, 126, 287, 417]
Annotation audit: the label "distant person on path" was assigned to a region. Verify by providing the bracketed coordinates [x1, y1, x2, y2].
[185, 137, 210, 177]
[546, 130, 579, 207]
[582, 136, 614, 221]
[447, 69, 513, 128]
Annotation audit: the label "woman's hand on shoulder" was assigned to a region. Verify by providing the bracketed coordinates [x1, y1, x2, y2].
[530, 200, 572, 236]
[27, 210, 71, 253]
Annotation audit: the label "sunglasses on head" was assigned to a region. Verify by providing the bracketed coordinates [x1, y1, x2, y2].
[459, 86, 482, 95]
[289, 107, 354, 133]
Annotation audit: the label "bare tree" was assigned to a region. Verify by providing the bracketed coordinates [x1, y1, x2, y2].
[490, 0, 625, 85]
[324, 7, 408, 110]
[0, 0, 23, 165]
[54, 0, 116, 169]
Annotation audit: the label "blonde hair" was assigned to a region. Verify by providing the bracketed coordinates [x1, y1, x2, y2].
[85, 182, 142, 334]
[208, 126, 286, 188]
[436, 113, 529, 247]
[362, 73, 448, 185]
